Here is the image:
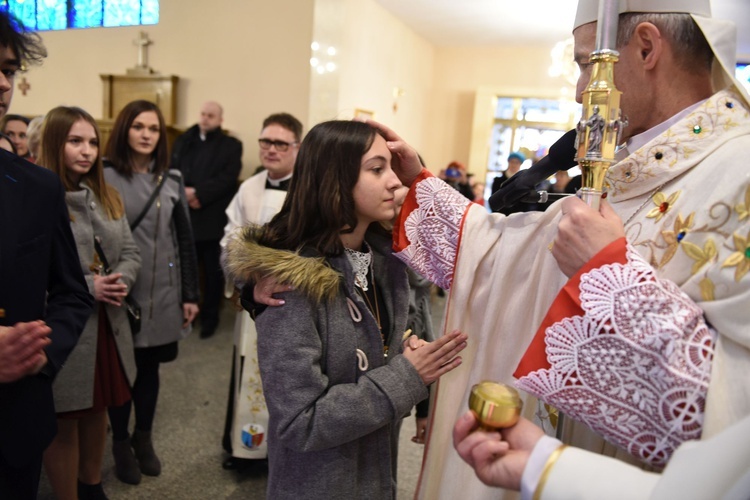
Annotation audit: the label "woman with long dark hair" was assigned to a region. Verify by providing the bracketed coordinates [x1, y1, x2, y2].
[39, 106, 141, 500]
[103, 100, 199, 485]
[226, 120, 467, 499]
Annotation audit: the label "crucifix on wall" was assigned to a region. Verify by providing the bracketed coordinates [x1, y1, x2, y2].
[128, 31, 156, 75]
[17, 77, 30, 96]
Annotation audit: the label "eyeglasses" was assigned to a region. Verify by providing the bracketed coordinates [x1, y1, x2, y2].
[258, 138, 297, 152]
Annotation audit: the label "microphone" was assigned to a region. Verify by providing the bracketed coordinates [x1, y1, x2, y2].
[488, 129, 578, 212]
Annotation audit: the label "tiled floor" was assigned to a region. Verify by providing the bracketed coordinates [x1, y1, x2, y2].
[38, 290, 447, 499]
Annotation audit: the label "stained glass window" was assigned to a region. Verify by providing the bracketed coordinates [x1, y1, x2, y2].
[72, 0, 103, 29]
[0, 0, 159, 31]
[737, 63, 750, 95]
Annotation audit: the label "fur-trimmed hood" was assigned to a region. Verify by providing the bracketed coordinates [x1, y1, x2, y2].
[225, 225, 342, 303]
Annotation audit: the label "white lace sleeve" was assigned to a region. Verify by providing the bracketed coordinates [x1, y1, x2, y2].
[393, 177, 471, 289]
[516, 245, 716, 467]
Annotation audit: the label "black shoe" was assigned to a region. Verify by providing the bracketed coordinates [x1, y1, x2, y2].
[222, 456, 250, 470]
[78, 481, 109, 500]
[222, 457, 266, 474]
[131, 429, 161, 476]
[112, 437, 142, 485]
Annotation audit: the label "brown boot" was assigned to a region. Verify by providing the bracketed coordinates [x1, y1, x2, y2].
[131, 429, 162, 476]
[112, 437, 142, 485]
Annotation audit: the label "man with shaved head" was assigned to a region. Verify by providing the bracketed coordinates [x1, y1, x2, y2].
[171, 101, 242, 338]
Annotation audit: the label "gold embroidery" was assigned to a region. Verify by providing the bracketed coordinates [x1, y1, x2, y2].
[607, 91, 745, 197]
[682, 239, 717, 275]
[721, 229, 750, 282]
[533, 445, 568, 500]
[647, 191, 680, 222]
[681, 144, 696, 160]
[613, 91, 749, 300]
[659, 212, 695, 268]
[242, 338, 268, 416]
[699, 277, 715, 301]
[735, 185, 750, 221]
[724, 118, 740, 131]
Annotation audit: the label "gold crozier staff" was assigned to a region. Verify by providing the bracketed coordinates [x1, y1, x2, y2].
[575, 0, 627, 210]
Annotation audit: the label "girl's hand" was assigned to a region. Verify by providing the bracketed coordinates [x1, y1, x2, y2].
[402, 329, 467, 385]
[93, 273, 127, 306]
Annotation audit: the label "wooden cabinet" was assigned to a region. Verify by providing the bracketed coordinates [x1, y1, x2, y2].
[100, 74, 179, 126]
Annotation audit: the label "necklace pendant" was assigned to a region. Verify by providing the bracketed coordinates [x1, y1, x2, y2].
[383, 345, 389, 358]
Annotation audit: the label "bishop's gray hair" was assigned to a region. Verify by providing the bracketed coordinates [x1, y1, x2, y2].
[616, 13, 713, 72]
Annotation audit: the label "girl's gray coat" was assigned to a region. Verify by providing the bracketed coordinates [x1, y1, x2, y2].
[52, 186, 141, 412]
[104, 167, 199, 348]
[228, 228, 428, 500]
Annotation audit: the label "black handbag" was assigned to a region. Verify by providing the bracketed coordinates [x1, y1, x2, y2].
[123, 295, 141, 335]
[93, 236, 141, 335]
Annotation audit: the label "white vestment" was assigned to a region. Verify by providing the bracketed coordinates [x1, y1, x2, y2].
[221, 170, 287, 459]
[394, 90, 750, 499]
[538, 413, 750, 499]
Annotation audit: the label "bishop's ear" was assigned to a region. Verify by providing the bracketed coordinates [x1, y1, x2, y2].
[631, 21, 664, 70]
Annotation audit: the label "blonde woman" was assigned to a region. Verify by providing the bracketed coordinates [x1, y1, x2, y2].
[39, 106, 141, 500]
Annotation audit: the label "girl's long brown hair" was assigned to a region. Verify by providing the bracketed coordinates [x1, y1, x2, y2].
[105, 99, 169, 179]
[260, 120, 384, 256]
[38, 106, 124, 220]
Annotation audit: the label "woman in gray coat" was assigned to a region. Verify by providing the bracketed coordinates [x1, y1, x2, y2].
[39, 106, 141, 500]
[103, 100, 199, 486]
[227, 121, 468, 499]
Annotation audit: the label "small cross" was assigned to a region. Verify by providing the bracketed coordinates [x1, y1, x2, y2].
[133, 31, 153, 69]
[18, 77, 30, 96]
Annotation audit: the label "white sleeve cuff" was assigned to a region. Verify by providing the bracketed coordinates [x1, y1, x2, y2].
[520, 435, 563, 500]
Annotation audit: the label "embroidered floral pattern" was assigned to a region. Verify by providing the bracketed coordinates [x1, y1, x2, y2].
[244, 340, 268, 415]
[345, 245, 373, 291]
[394, 177, 470, 289]
[699, 277, 715, 301]
[735, 185, 750, 221]
[659, 213, 695, 268]
[681, 239, 718, 275]
[646, 190, 680, 222]
[607, 91, 748, 198]
[721, 229, 750, 282]
[516, 245, 715, 468]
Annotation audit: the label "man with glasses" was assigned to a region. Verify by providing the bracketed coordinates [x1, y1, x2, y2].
[219, 112, 302, 472]
[171, 101, 243, 339]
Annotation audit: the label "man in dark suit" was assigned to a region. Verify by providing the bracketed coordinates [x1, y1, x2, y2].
[0, 13, 94, 500]
[171, 101, 242, 338]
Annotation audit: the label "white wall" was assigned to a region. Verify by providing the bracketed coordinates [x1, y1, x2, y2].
[11, 0, 573, 178]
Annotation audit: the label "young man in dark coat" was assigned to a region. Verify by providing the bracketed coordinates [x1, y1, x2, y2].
[0, 12, 94, 498]
[171, 101, 242, 338]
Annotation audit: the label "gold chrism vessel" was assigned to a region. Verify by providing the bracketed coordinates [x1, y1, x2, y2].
[468, 381, 523, 430]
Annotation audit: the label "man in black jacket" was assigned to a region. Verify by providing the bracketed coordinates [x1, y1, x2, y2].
[0, 12, 93, 498]
[171, 102, 242, 338]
